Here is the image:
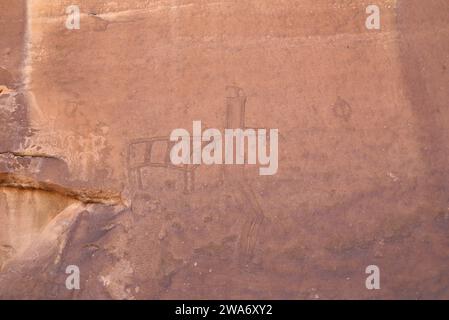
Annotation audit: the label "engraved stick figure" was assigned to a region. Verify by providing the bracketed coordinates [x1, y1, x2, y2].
[126, 87, 265, 264]
[224, 86, 265, 263]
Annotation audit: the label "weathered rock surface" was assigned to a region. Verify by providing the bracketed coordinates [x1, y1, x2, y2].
[0, 0, 449, 299]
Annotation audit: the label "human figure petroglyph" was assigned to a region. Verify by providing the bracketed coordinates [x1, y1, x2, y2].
[223, 86, 266, 263]
[126, 87, 269, 264]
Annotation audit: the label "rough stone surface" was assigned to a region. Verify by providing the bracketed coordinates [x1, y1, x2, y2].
[0, 0, 449, 299]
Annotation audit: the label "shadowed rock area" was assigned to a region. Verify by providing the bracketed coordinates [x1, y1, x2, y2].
[0, 0, 449, 299]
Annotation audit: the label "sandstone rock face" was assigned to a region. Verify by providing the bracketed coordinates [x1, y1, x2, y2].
[1, 0, 449, 299]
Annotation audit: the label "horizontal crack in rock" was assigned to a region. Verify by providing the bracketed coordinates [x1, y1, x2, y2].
[0, 172, 123, 205]
[0, 85, 13, 95]
[0, 151, 60, 160]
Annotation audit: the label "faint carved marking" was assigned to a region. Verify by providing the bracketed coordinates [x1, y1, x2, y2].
[19, 125, 109, 182]
[0, 244, 16, 271]
[332, 96, 352, 122]
[225, 87, 266, 263]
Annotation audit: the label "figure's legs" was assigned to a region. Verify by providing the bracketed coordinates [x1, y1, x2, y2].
[236, 179, 265, 264]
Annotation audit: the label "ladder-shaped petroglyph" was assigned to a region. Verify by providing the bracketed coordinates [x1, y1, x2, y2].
[127, 137, 198, 195]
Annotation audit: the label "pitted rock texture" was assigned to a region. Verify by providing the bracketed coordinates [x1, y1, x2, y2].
[1, 0, 449, 299]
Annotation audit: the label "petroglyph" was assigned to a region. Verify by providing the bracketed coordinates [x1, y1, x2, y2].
[223, 87, 266, 263]
[2, 0, 449, 300]
[127, 87, 268, 263]
[332, 96, 352, 122]
[18, 128, 110, 182]
[127, 137, 198, 194]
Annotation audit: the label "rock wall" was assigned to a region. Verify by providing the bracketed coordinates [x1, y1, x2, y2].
[0, 0, 449, 299]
